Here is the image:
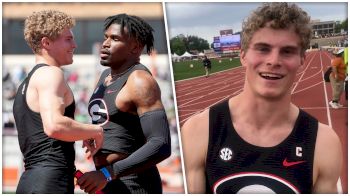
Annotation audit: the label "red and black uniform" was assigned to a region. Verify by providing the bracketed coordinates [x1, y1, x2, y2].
[88, 63, 170, 193]
[206, 100, 318, 193]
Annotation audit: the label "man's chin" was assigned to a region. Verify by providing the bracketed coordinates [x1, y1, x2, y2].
[61, 60, 73, 66]
[100, 60, 110, 67]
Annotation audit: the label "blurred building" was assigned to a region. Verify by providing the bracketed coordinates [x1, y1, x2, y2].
[311, 19, 336, 37]
[3, 2, 168, 54]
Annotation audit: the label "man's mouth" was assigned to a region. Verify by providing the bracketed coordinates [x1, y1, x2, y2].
[259, 72, 284, 80]
[100, 50, 110, 59]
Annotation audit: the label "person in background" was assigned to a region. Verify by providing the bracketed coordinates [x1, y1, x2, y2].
[329, 49, 346, 109]
[202, 55, 212, 77]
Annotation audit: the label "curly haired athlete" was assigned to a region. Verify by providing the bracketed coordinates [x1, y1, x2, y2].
[13, 10, 104, 193]
[182, 3, 342, 194]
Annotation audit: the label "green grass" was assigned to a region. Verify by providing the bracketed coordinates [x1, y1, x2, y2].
[172, 58, 242, 81]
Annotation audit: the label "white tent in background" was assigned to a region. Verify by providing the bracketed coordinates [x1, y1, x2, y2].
[172, 53, 181, 62]
[198, 52, 205, 57]
[180, 51, 193, 58]
[180, 51, 194, 61]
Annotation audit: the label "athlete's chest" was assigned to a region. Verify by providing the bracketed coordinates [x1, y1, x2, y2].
[208, 140, 312, 193]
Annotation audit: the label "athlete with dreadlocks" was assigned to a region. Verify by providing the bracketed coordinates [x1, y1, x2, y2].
[76, 13, 171, 193]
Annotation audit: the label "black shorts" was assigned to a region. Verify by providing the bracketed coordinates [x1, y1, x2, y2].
[102, 166, 162, 193]
[16, 166, 74, 193]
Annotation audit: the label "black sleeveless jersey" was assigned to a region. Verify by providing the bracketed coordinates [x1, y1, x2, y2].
[13, 64, 75, 170]
[205, 100, 318, 194]
[88, 64, 150, 154]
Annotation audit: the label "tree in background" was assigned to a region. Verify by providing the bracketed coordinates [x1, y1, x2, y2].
[335, 18, 348, 34]
[170, 34, 210, 55]
[170, 35, 187, 55]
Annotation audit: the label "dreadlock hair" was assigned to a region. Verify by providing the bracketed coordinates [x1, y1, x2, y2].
[104, 13, 154, 55]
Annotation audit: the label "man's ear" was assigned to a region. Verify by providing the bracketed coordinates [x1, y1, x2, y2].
[130, 40, 143, 54]
[41, 37, 52, 50]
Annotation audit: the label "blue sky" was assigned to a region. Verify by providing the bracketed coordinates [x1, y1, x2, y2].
[165, 2, 348, 44]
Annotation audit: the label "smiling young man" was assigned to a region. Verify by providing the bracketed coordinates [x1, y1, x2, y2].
[13, 10, 103, 193]
[181, 3, 342, 194]
[76, 14, 171, 193]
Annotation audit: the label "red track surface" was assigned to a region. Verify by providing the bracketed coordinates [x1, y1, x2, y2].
[174, 50, 348, 193]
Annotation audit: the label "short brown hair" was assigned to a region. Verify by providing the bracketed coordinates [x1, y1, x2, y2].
[24, 10, 75, 54]
[241, 3, 311, 54]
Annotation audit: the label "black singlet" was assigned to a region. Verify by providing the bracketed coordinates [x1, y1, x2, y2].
[206, 100, 318, 193]
[88, 64, 149, 154]
[13, 64, 76, 193]
[88, 63, 162, 193]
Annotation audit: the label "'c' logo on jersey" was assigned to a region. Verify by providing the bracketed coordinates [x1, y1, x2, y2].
[88, 98, 109, 126]
[220, 148, 233, 161]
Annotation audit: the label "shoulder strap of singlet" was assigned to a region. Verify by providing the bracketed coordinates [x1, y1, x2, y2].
[23, 64, 49, 95]
[294, 109, 318, 137]
[206, 99, 231, 193]
[208, 99, 231, 138]
[95, 68, 111, 87]
[293, 109, 318, 156]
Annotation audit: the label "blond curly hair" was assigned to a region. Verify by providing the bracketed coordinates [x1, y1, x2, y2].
[241, 3, 311, 54]
[24, 10, 75, 54]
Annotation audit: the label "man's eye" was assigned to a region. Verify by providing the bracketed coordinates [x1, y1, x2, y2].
[257, 47, 269, 53]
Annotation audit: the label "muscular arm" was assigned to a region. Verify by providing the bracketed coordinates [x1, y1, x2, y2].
[34, 66, 103, 142]
[313, 123, 342, 193]
[111, 70, 171, 177]
[181, 110, 209, 193]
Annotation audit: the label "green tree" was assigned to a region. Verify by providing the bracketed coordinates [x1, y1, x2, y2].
[170, 36, 186, 55]
[170, 34, 210, 55]
[335, 18, 348, 34]
[187, 35, 210, 52]
[341, 18, 348, 32]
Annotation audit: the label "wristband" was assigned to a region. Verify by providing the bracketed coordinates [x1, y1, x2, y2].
[100, 167, 112, 182]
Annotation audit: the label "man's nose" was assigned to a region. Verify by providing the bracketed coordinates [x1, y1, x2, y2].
[102, 38, 110, 48]
[266, 50, 281, 67]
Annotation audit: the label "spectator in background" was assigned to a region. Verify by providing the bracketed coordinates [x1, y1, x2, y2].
[13, 66, 27, 85]
[3, 71, 16, 102]
[202, 55, 212, 77]
[3, 70, 16, 128]
[329, 49, 346, 109]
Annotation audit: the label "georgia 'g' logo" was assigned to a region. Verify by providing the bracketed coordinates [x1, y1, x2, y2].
[213, 172, 300, 194]
[88, 98, 109, 126]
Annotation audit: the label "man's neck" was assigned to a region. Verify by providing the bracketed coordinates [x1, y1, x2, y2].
[35, 54, 59, 67]
[232, 88, 295, 130]
[110, 59, 139, 76]
[230, 91, 299, 147]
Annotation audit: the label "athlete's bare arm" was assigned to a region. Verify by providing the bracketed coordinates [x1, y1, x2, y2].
[78, 70, 171, 193]
[312, 123, 342, 193]
[181, 109, 209, 193]
[118, 70, 164, 114]
[29, 66, 103, 153]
